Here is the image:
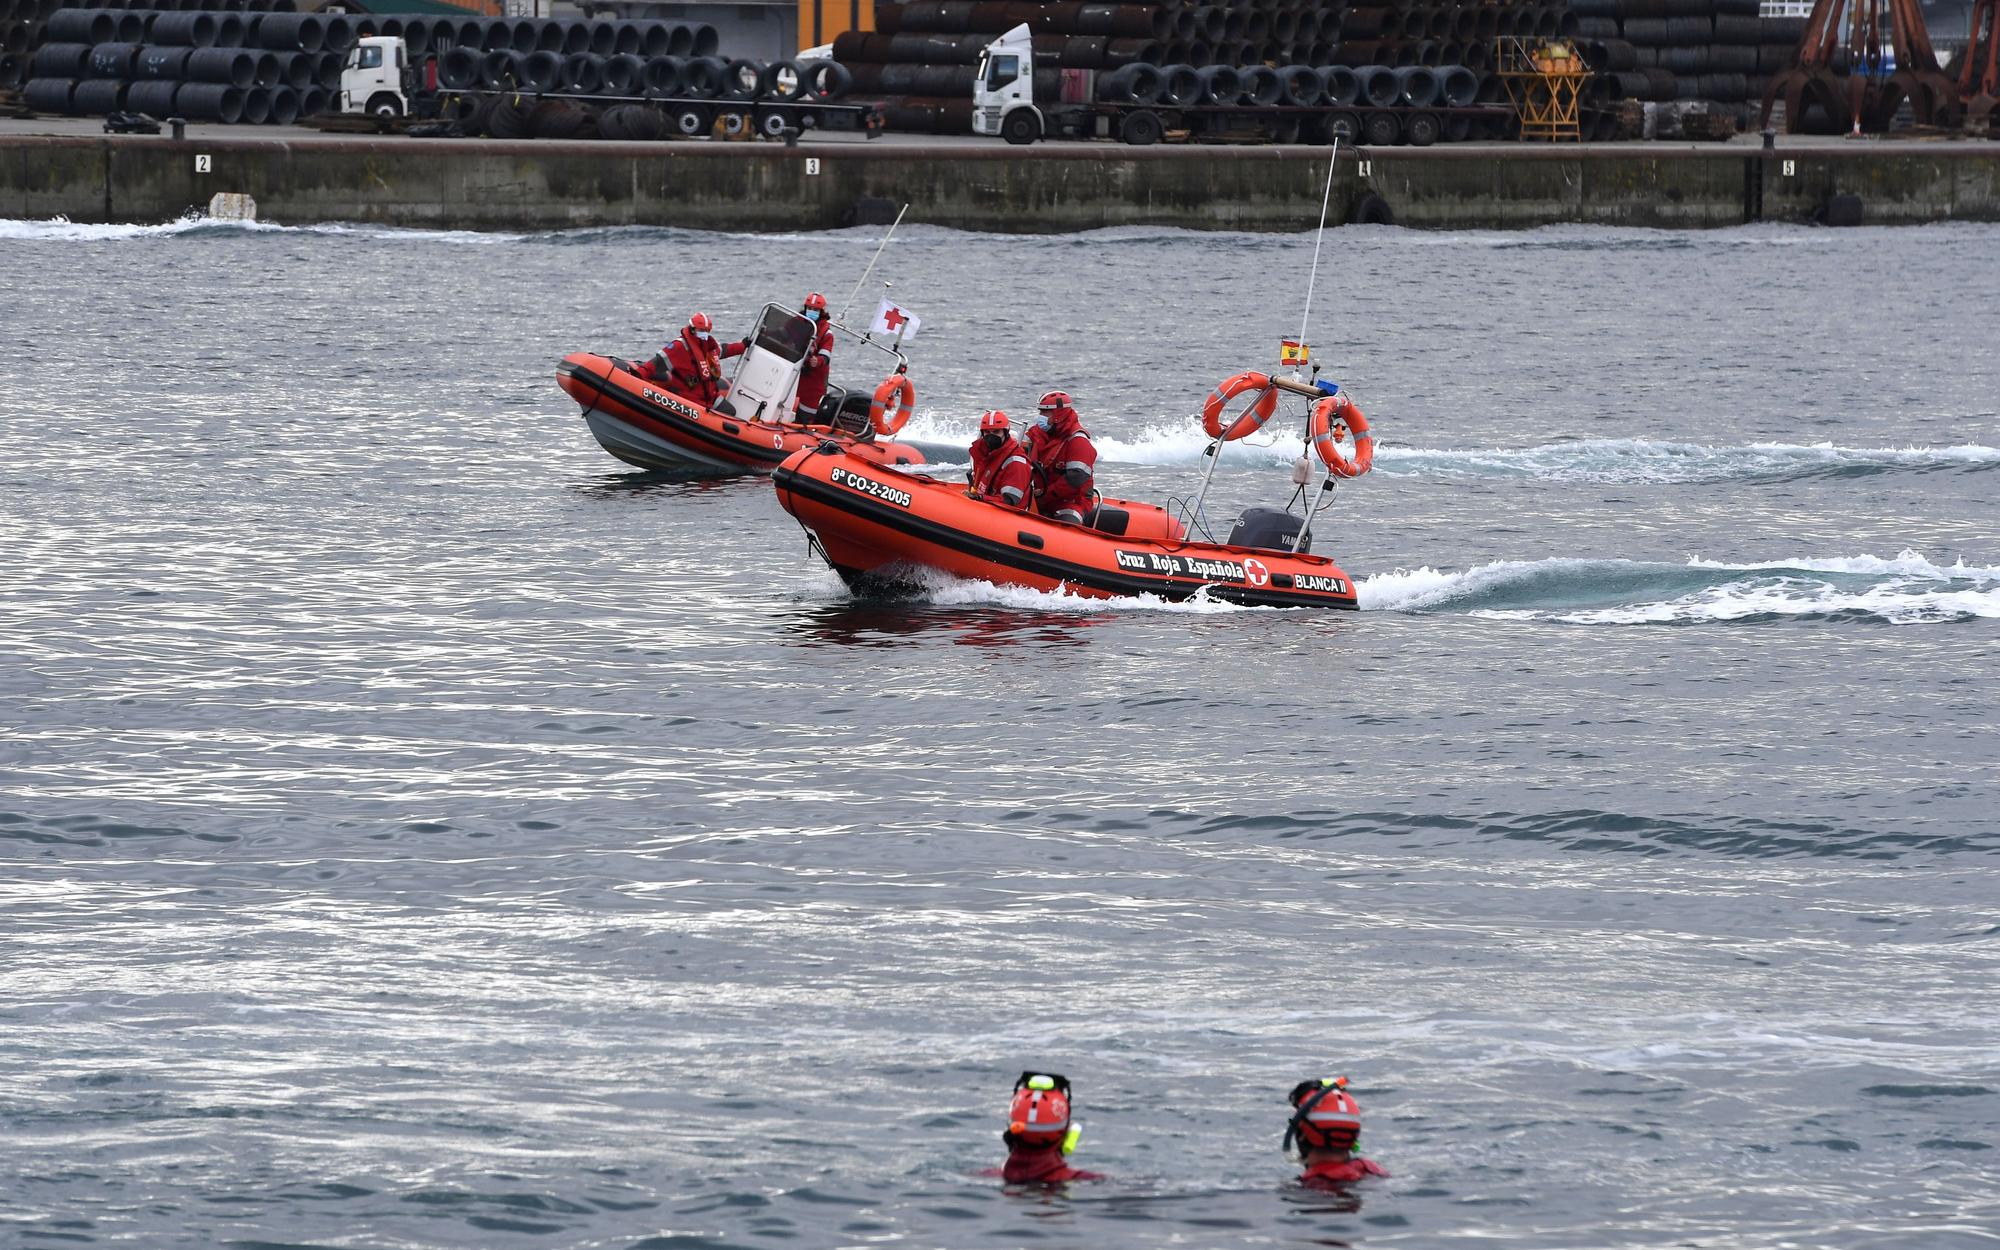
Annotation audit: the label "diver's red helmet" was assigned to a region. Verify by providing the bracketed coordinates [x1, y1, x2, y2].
[803, 292, 828, 314]
[979, 410, 1011, 433]
[1005, 1073, 1072, 1148]
[1286, 1078, 1361, 1153]
[1037, 390, 1071, 413]
[687, 312, 714, 334]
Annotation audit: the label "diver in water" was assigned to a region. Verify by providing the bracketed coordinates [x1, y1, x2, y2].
[991, 1072, 1104, 1184]
[1286, 1077, 1389, 1189]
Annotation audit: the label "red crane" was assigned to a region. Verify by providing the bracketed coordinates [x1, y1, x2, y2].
[1760, 0, 1960, 133]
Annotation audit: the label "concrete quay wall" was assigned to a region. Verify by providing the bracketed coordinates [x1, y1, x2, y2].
[4, 134, 1999, 232]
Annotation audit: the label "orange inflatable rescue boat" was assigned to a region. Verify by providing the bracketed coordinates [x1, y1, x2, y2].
[556, 302, 925, 474]
[773, 364, 1374, 610]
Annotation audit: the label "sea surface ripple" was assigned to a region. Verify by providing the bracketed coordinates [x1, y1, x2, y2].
[1, 216, 1996, 1250]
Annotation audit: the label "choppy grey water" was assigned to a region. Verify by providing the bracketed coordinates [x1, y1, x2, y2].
[1, 215, 1997, 1250]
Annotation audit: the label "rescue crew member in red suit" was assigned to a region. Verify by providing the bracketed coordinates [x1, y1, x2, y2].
[793, 292, 835, 418]
[1286, 1078, 1389, 1190]
[634, 312, 744, 408]
[1025, 390, 1098, 525]
[985, 1072, 1104, 1185]
[968, 410, 1032, 511]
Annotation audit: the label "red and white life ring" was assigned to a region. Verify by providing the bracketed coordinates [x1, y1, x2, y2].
[1200, 371, 1279, 441]
[1308, 395, 1373, 477]
[869, 373, 915, 436]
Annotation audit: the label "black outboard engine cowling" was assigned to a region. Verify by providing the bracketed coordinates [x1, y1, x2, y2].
[1228, 506, 1308, 554]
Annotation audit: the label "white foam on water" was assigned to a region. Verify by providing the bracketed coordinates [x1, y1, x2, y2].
[1389, 438, 2000, 484]
[0, 215, 523, 245]
[1355, 558, 1598, 611]
[916, 572, 1260, 615]
[1683, 549, 2000, 582]
[1477, 582, 2000, 626]
[899, 411, 1304, 468]
[793, 563, 1258, 615]
[1360, 552, 2000, 626]
[860, 427, 2000, 483]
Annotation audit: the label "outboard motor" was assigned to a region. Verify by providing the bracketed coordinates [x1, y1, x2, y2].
[1228, 505, 1308, 553]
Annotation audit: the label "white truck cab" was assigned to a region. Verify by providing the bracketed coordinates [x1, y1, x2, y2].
[971, 24, 1039, 142]
[341, 35, 407, 118]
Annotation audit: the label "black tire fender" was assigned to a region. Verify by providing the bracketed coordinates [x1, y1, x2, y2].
[1349, 191, 1395, 226]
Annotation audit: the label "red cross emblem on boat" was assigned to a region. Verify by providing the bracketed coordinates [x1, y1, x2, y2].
[1243, 557, 1270, 587]
[883, 305, 908, 330]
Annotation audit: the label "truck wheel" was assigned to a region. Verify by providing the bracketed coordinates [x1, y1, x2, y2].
[1118, 109, 1162, 145]
[757, 108, 790, 138]
[367, 92, 402, 120]
[1404, 111, 1441, 147]
[673, 105, 712, 136]
[1362, 111, 1399, 146]
[1327, 110, 1362, 143]
[1000, 108, 1040, 145]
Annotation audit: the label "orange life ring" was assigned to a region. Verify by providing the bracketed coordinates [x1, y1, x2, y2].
[869, 373, 914, 436]
[1308, 395, 1373, 477]
[1200, 371, 1279, 441]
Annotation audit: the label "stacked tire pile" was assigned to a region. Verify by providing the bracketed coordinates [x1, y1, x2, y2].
[2, 0, 304, 90]
[840, 0, 1589, 139]
[0, 0, 56, 89]
[1087, 58, 1487, 142]
[1572, 0, 1803, 121]
[438, 52, 852, 140]
[21, 6, 347, 122]
[425, 22, 849, 104]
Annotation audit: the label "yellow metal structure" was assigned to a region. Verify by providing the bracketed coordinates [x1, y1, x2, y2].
[1494, 37, 1589, 141]
[800, 0, 872, 53]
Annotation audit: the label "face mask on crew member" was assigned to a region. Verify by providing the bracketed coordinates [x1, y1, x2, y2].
[982, 431, 1005, 450]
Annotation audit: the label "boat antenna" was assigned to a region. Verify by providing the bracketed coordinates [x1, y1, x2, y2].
[1296, 137, 1339, 355]
[1285, 138, 1343, 554]
[839, 204, 910, 327]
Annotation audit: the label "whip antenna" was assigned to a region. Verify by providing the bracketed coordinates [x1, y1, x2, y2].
[840, 204, 909, 327]
[1296, 137, 1339, 351]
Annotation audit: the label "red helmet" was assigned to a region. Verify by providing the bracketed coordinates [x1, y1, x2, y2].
[1038, 390, 1071, 413]
[1286, 1078, 1361, 1154]
[687, 312, 713, 334]
[803, 292, 828, 313]
[979, 410, 1010, 433]
[1005, 1072, 1072, 1148]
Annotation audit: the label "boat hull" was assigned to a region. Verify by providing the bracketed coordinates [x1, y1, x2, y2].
[772, 446, 1361, 610]
[556, 352, 924, 474]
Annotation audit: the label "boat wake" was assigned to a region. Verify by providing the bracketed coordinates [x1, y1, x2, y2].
[807, 566, 1262, 615]
[897, 417, 1996, 484]
[1390, 438, 2000, 484]
[1361, 550, 2000, 626]
[0, 214, 516, 245]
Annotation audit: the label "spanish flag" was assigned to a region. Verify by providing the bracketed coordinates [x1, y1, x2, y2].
[1280, 339, 1309, 365]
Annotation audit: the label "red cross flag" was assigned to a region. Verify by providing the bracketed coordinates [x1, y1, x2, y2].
[871, 297, 922, 341]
